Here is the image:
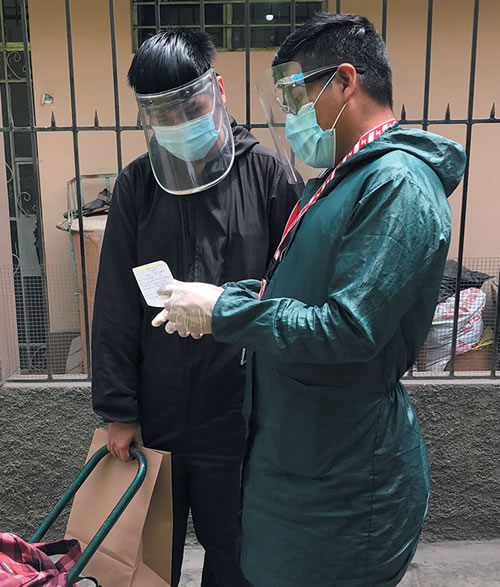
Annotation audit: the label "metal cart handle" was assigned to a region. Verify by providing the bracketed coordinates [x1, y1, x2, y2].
[29, 444, 147, 586]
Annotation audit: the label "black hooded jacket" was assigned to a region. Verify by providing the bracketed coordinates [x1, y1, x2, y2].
[91, 120, 302, 455]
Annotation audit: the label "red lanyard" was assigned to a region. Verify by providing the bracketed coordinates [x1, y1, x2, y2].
[258, 118, 396, 300]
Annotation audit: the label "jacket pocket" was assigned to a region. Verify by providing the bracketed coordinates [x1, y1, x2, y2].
[270, 370, 344, 478]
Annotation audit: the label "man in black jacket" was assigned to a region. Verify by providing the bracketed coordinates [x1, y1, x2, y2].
[91, 30, 301, 587]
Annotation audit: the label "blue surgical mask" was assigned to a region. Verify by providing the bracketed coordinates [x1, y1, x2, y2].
[153, 112, 219, 162]
[285, 72, 347, 168]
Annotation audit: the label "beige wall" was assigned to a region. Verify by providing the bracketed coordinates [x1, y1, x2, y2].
[29, 0, 144, 331]
[26, 0, 500, 333]
[336, 0, 500, 259]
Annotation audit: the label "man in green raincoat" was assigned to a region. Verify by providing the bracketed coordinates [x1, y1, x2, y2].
[152, 13, 466, 587]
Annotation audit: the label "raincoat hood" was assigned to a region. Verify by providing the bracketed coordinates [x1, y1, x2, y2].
[337, 123, 466, 197]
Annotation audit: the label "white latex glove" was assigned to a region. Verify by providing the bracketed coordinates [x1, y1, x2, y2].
[152, 281, 223, 338]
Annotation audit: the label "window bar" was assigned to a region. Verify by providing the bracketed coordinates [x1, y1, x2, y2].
[199, 0, 205, 33]
[491, 263, 500, 377]
[422, 0, 433, 131]
[20, 0, 52, 378]
[225, 2, 232, 50]
[379, 0, 387, 42]
[448, 0, 480, 376]
[245, 0, 250, 129]
[65, 0, 92, 378]
[155, 0, 161, 33]
[109, 0, 123, 173]
[0, 0, 4, 45]
[4, 54, 32, 377]
[289, 0, 296, 167]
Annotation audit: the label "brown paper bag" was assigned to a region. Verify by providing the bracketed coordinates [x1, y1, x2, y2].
[65, 428, 172, 587]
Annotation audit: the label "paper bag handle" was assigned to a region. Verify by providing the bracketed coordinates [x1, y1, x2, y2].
[30, 445, 147, 586]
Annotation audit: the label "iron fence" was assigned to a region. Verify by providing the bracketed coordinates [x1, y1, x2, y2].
[0, 0, 498, 382]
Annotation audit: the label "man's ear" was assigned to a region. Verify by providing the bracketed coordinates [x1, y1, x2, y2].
[336, 63, 357, 101]
[217, 75, 227, 104]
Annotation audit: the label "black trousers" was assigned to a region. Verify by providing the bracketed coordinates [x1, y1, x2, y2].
[170, 453, 251, 587]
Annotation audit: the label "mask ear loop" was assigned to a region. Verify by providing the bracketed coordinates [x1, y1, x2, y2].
[312, 69, 338, 107]
[313, 71, 347, 131]
[311, 69, 348, 131]
[329, 101, 348, 131]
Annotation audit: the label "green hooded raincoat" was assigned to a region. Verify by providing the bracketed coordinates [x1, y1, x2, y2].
[211, 124, 466, 587]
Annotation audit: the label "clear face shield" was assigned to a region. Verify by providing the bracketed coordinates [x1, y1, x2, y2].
[255, 62, 363, 181]
[136, 68, 235, 195]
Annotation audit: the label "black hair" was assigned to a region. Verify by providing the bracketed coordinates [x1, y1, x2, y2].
[273, 13, 393, 107]
[128, 29, 216, 94]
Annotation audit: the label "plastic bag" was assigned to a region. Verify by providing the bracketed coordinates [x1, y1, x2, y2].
[438, 260, 491, 303]
[426, 287, 486, 371]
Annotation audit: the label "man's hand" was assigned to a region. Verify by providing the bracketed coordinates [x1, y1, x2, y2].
[152, 281, 223, 338]
[107, 422, 143, 462]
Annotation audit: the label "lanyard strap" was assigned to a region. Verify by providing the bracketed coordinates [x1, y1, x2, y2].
[258, 118, 396, 300]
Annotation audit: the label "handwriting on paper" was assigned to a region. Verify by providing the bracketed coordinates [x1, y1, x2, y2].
[132, 260, 175, 307]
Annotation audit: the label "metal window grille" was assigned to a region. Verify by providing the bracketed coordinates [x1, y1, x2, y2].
[0, 0, 498, 383]
[131, 1, 326, 52]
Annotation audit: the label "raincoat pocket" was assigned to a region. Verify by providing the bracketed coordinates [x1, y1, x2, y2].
[270, 370, 343, 478]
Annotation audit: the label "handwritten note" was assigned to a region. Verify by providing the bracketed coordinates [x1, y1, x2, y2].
[132, 260, 175, 307]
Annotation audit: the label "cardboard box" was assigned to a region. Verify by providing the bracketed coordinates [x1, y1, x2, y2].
[70, 215, 107, 373]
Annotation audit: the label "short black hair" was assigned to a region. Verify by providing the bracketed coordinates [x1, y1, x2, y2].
[273, 13, 393, 107]
[128, 29, 216, 94]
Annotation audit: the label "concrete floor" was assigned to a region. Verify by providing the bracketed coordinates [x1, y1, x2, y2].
[180, 540, 500, 586]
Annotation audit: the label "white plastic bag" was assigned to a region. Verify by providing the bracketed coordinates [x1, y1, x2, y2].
[426, 287, 486, 371]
